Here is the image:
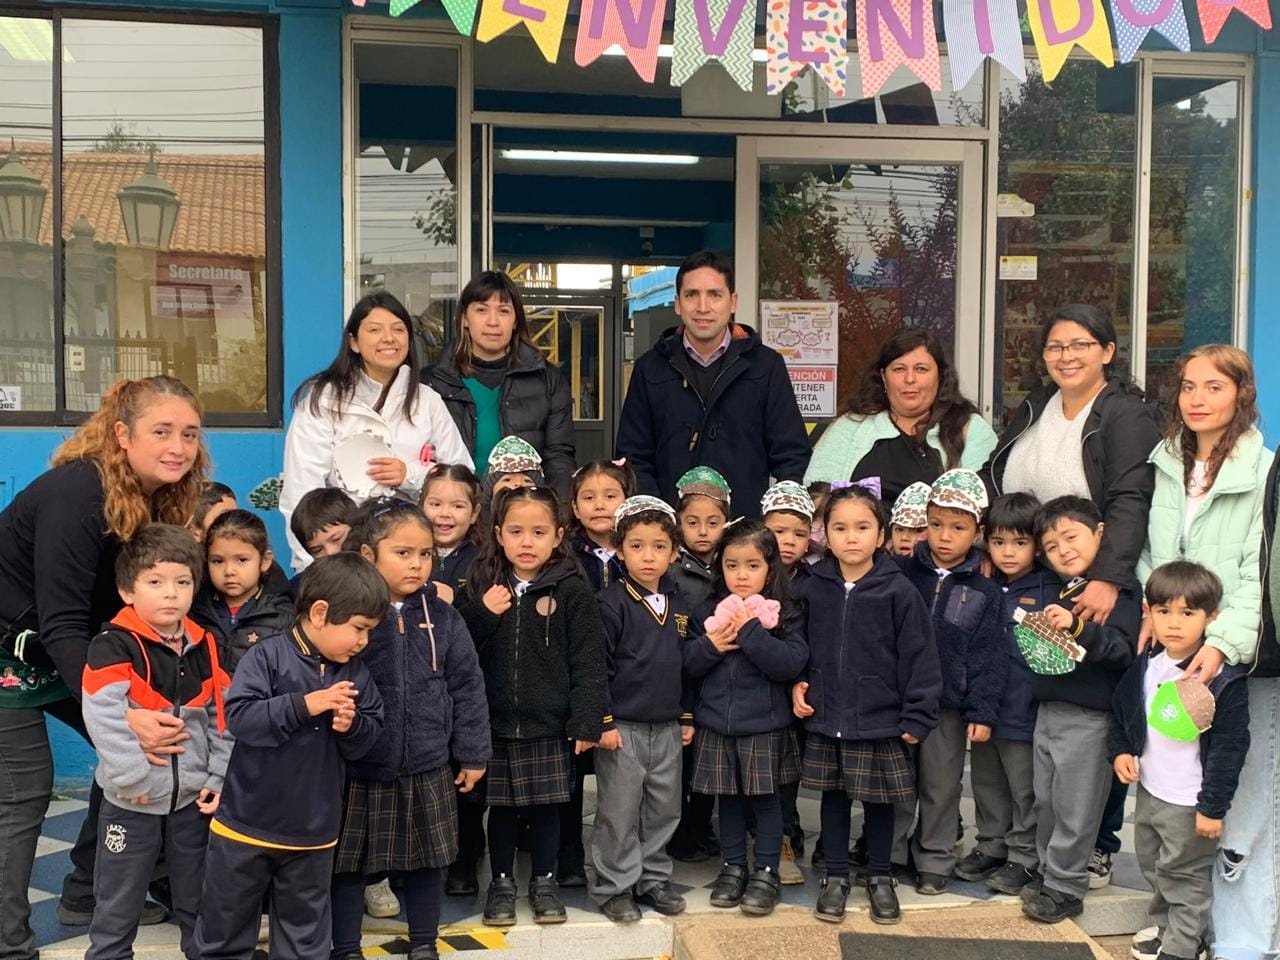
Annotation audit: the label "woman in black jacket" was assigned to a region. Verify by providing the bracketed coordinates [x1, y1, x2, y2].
[422, 272, 576, 497]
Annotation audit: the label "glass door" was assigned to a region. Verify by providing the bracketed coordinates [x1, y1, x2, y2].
[735, 138, 985, 417]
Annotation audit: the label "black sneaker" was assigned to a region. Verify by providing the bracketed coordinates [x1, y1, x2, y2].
[528, 875, 567, 924]
[814, 876, 851, 923]
[409, 946, 440, 960]
[1130, 927, 1161, 960]
[482, 876, 518, 927]
[1018, 871, 1045, 901]
[987, 862, 1037, 895]
[915, 871, 950, 895]
[58, 899, 166, 926]
[866, 876, 901, 925]
[1022, 885, 1084, 924]
[709, 863, 748, 908]
[446, 857, 479, 897]
[600, 892, 642, 924]
[739, 868, 781, 916]
[954, 850, 1006, 882]
[1087, 849, 1113, 889]
[635, 881, 686, 916]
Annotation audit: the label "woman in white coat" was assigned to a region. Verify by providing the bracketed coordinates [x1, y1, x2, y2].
[280, 291, 472, 570]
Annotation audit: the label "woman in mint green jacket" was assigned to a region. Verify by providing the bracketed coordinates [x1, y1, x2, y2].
[803, 329, 997, 503]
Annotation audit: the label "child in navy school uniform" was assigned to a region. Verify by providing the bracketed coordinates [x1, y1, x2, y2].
[420, 463, 484, 603]
[568, 459, 635, 591]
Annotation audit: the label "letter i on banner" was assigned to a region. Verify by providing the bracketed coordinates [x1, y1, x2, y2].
[476, 0, 571, 63]
[1109, 0, 1188, 62]
[942, 0, 1025, 88]
[1196, 0, 1271, 45]
[766, 0, 849, 96]
[1026, 0, 1114, 82]
[576, 0, 667, 81]
[855, 0, 941, 99]
[671, 0, 757, 91]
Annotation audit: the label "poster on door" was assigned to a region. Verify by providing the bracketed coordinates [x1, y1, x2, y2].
[786, 365, 837, 418]
[759, 300, 839, 366]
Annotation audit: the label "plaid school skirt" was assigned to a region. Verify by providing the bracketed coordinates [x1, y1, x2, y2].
[690, 727, 800, 797]
[486, 737, 572, 807]
[334, 766, 458, 874]
[801, 732, 915, 803]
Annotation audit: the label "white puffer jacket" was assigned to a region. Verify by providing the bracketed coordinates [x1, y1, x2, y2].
[280, 365, 473, 570]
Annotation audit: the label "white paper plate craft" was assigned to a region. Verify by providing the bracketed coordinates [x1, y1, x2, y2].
[333, 432, 394, 498]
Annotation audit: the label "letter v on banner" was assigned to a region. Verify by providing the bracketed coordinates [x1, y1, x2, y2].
[576, 0, 667, 81]
[1027, 0, 1114, 83]
[1196, 0, 1272, 45]
[671, 0, 758, 91]
[766, 0, 849, 96]
[476, 0, 571, 63]
[942, 0, 1025, 88]
[855, 0, 941, 99]
[1109, 0, 1189, 62]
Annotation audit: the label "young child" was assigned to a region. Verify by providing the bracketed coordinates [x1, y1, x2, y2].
[194, 553, 386, 960]
[330, 498, 491, 960]
[192, 509, 295, 674]
[485, 436, 544, 503]
[895, 468, 1004, 895]
[420, 463, 483, 603]
[669, 466, 731, 611]
[1109, 561, 1249, 960]
[804, 481, 831, 565]
[568, 459, 635, 591]
[886, 482, 930, 557]
[1023, 496, 1137, 924]
[956, 492, 1053, 896]
[590, 495, 694, 923]
[82, 524, 232, 960]
[193, 481, 237, 542]
[684, 519, 807, 918]
[792, 485, 941, 924]
[290, 487, 358, 563]
[457, 486, 607, 927]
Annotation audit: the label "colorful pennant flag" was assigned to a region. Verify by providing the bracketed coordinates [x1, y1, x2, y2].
[765, 0, 849, 97]
[942, 0, 1025, 87]
[387, 0, 477, 30]
[1196, 0, 1272, 45]
[855, 0, 941, 98]
[575, 0, 667, 81]
[476, 0, 571, 63]
[671, 0, 758, 91]
[1027, 0, 1115, 83]
[1109, 0, 1189, 61]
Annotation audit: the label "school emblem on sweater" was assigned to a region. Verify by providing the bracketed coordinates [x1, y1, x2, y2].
[675, 614, 689, 638]
[1012, 608, 1085, 675]
[104, 823, 127, 853]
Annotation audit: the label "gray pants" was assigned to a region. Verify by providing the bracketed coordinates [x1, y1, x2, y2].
[910, 708, 968, 876]
[972, 737, 1037, 867]
[1034, 702, 1113, 899]
[590, 720, 682, 902]
[1135, 786, 1216, 958]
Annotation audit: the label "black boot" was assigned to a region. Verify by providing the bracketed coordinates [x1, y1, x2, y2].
[482, 876, 518, 927]
[446, 856, 478, 896]
[528, 875, 567, 924]
[709, 864, 748, 907]
[814, 876, 851, 923]
[866, 876, 901, 925]
[739, 868, 781, 916]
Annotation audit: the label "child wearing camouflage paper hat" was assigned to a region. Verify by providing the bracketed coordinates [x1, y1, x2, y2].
[485, 436, 545, 503]
[887, 482, 930, 557]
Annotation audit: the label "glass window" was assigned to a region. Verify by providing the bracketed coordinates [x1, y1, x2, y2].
[994, 59, 1137, 427]
[1145, 77, 1240, 405]
[354, 42, 460, 368]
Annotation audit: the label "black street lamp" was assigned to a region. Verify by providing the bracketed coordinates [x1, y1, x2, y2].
[117, 148, 180, 250]
[0, 141, 47, 244]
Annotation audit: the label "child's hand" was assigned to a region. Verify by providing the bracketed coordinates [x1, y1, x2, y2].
[707, 623, 740, 654]
[597, 729, 623, 751]
[1137, 611, 1154, 654]
[900, 732, 919, 745]
[574, 739, 595, 755]
[681, 725, 695, 746]
[433, 581, 455, 604]
[1195, 813, 1222, 839]
[1042, 604, 1075, 631]
[792, 681, 814, 718]
[1113, 754, 1140, 784]
[455, 768, 485, 794]
[482, 584, 513, 616]
[967, 723, 992, 744]
[196, 788, 220, 815]
[304, 681, 358, 718]
[120, 793, 150, 805]
[331, 701, 355, 733]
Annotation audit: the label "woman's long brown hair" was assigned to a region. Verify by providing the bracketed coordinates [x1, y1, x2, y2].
[1162, 344, 1258, 493]
[52, 376, 210, 540]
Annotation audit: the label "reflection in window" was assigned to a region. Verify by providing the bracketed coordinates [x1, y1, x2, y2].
[524, 303, 604, 421]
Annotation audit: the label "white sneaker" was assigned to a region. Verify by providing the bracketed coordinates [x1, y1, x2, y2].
[1130, 926, 1159, 960]
[364, 878, 401, 918]
[1086, 849, 1112, 889]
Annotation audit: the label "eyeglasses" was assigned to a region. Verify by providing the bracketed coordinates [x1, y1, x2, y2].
[1042, 339, 1100, 360]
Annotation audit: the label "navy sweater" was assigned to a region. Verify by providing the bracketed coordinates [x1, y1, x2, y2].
[571, 535, 626, 592]
[435, 541, 478, 601]
[795, 554, 941, 743]
[598, 575, 695, 728]
[992, 565, 1062, 741]
[898, 543, 1006, 727]
[348, 583, 491, 781]
[1030, 578, 1137, 711]
[214, 626, 384, 848]
[683, 595, 807, 736]
[1108, 650, 1250, 820]
[669, 549, 715, 611]
[191, 586, 295, 675]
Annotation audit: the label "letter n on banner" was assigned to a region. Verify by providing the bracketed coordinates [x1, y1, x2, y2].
[766, 0, 849, 96]
[476, 0, 571, 63]
[576, 0, 667, 81]
[1195, 0, 1272, 45]
[1026, 0, 1114, 82]
[671, 0, 757, 91]
[855, 0, 941, 99]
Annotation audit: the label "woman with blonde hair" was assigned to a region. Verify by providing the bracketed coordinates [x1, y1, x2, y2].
[0, 375, 209, 955]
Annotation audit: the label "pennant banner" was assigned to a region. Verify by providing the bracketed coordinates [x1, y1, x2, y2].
[942, 0, 1025, 88]
[766, 0, 849, 97]
[671, 0, 757, 91]
[1027, 0, 1115, 82]
[1196, 0, 1272, 45]
[389, 0, 477, 30]
[855, 0, 941, 99]
[1109, 0, 1189, 61]
[476, 0, 571, 62]
[575, 0, 667, 81]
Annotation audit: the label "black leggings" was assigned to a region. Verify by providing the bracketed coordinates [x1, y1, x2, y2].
[488, 804, 559, 878]
[331, 867, 443, 955]
[820, 792, 894, 878]
[718, 793, 783, 872]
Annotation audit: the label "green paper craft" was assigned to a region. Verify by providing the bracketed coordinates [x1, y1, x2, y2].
[1012, 608, 1085, 676]
[441, 0, 479, 34]
[1148, 679, 1216, 743]
[248, 475, 283, 511]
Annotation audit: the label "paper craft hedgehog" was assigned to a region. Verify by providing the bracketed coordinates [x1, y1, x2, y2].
[1012, 608, 1086, 676]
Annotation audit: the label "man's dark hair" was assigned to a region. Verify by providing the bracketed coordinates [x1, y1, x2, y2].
[1034, 496, 1102, 540]
[290, 487, 358, 546]
[675, 250, 734, 296]
[987, 492, 1042, 538]
[296, 553, 389, 624]
[116, 523, 205, 592]
[1146, 561, 1223, 613]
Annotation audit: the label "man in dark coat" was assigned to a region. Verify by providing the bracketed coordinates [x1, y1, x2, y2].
[614, 251, 811, 518]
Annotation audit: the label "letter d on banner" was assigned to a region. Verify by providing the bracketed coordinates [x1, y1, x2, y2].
[1026, 0, 1114, 82]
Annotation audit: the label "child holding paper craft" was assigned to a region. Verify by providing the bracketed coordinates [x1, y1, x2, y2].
[1109, 561, 1249, 960]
